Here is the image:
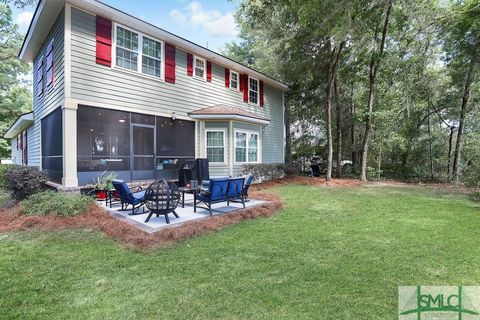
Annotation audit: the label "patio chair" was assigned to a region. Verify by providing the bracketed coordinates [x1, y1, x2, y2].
[226, 177, 246, 208]
[112, 179, 146, 215]
[194, 178, 229, 215]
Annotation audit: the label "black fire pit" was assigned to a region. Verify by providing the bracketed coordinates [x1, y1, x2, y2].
[144, 180, 180, 223]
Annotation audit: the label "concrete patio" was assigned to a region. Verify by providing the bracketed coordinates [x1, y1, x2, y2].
[99, 193, 267, 233]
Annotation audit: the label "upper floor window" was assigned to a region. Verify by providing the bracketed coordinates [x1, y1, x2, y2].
[142, 37, 162, 77]
[249, 77, 259, 105]
[230, 71, 239, 90]
[46, 39, 54, 88]
[114, 24, 164, 79]
[194, 56, 206, 80]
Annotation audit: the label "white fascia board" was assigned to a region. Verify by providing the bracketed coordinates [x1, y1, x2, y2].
[4, 113, 34, 138]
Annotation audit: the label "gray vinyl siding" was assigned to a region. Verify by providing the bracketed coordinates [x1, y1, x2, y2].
[31, 10, 65, 168]
[11, 137, 21, 164]
[70, 8, 284, 167]
[11, 125, 35, 165]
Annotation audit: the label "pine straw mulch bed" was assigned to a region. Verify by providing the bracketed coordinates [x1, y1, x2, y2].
[0, 186, 282, 250]
[1, 176, 473, 249]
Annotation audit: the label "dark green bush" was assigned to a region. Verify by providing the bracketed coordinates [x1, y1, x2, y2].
[0, 164, 14, 189]
[3, 165, 47, 200]
[21, 190, 94, 216]
[242, 163, 285, 183]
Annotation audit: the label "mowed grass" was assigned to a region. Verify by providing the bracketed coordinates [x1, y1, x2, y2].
[1, 185, 479, 319]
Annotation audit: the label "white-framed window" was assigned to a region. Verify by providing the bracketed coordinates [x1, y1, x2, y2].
[230, 71, 239, 90]
[235, 130, 259, 163]
[194, 56, 206, 80]
[206, 129, 225, 163]
[113, 23, 164, 79]
[249, 76, 259, 105]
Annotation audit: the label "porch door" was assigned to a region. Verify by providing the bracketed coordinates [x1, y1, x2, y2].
[131, 124, 155, 180]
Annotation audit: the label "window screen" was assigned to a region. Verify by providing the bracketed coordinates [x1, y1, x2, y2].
[156, 116, 195, 157]
[41, 107, 63, 182]
[77, 106, 130, 172]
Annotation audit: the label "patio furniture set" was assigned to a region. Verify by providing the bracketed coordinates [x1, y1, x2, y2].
[108, 175, 253, 224]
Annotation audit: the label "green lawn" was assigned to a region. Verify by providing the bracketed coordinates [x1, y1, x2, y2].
[1, 185, 479, 319]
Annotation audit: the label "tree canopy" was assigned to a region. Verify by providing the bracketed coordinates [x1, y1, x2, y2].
[224, 0, 480, 185]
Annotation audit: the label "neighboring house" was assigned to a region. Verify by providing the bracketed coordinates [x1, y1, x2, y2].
[4, 0, 288, 187]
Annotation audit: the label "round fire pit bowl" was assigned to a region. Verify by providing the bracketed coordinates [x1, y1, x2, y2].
[144, 180, 180, 223]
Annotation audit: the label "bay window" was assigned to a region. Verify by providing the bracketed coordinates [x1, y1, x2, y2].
[235, 131, 259, 163]
[115, 24, 164, 79]
[249, 77, 259, 104]
[206, 130, 225, 163]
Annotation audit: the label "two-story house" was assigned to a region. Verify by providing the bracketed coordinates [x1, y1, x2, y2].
[5, 0, 288, 187]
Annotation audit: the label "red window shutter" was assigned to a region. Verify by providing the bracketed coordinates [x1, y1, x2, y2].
[239, 74, 244, 91]
[243, 75, 249, 103]
[165, 43, 176, 84]
[16, 135, 19, 150]
[96, 16, 112, 66]
[206, 61, 212, 82]
[225, 68, 230, 87]
[260, 80, 264, 107]
[187, 53, 193, 76]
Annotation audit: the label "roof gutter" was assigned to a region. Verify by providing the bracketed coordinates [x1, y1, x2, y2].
[188, 113, 271, 126]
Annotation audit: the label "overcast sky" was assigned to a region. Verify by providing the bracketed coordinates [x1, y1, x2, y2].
[12, 0, 241, 53]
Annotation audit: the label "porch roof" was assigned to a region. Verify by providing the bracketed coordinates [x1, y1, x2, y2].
[188, 105, 271, 126]
[4, 112, 34, 139]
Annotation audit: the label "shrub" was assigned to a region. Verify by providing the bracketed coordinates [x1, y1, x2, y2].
[242, 163, 285, 183]
[3, 165, 47, 200]
[0, 164, 14, 189]
[21, 190, 94, 216]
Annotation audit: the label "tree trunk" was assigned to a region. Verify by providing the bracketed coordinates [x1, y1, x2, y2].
[325, 40, 345, 181]
[447, 126, 455, 177]
[284, 94, 292, 166]
[452, 47, 477, 183]
[359, 0, 393, 181]
[350, 82, 356, 168]
[335, 77, 342, 178]
[427, 103, 434, 181]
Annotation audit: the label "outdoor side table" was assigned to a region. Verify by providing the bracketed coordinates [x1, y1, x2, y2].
[178, 187, 201, 212]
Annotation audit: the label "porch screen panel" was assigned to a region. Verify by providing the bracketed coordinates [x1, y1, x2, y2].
[77, 106, 130, 172]
[155, 117, 195, 180]
[156, 117, 195, 157]
[41, 107, 63, 183]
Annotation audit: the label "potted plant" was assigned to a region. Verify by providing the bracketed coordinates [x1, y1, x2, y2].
[93, 171, 117, 200]
[93, 175, 107, 199]
[104, 172, 117, 190]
